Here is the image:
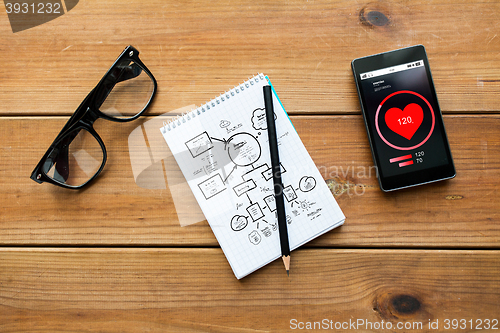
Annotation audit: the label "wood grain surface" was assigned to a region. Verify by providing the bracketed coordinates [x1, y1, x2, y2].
[0, 0, 499, 331]
[1, 249, 499, 332]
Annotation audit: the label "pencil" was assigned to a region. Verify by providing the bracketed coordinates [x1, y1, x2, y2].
[263, 85, 291, 276]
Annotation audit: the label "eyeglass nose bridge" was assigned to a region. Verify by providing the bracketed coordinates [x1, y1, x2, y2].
[82, 106, 101, 124]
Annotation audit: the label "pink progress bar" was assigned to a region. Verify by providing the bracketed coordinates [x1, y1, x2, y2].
[399, 160, 414, 167]
[389, 154, 412, 163]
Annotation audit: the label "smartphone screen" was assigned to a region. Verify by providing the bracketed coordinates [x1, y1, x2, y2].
[352, 45, 455, 191]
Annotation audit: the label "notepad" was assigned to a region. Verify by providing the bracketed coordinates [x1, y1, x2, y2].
[161, 74, 345, 279]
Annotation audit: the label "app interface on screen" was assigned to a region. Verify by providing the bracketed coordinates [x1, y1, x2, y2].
[359, 60, 449, 178]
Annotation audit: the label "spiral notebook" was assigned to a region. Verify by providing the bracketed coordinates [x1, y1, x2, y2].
[161, 74, 345, 279]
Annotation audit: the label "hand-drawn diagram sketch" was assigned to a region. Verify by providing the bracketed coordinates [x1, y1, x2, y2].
[185, 131, 213, 158]
[231, 215, 248, 231]
[181, 106, 323, 246]
[198, 173, 226, 199]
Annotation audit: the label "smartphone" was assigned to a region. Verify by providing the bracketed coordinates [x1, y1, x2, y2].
[351, 45, 455, 191]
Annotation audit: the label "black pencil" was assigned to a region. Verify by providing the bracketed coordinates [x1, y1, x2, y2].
[263, 85, 291, 276]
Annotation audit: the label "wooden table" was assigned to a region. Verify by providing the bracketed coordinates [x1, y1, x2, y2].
[1, 0, 499, 331]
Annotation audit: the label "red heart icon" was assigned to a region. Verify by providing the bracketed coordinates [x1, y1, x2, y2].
[385, 103, 424, 140]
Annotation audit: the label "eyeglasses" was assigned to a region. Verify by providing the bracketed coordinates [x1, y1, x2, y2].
[30, 45, 157, 189]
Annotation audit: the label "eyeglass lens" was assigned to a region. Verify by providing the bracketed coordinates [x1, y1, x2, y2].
[43, 128, 104, 187]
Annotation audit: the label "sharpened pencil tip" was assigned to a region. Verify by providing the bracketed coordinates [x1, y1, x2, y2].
[282, 255, 290, 275]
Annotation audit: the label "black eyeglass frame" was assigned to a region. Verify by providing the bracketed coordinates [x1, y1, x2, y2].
[30, 45, 157, 189]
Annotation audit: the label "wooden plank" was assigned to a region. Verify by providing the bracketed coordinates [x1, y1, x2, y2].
[0, 0, 499, 116]
[0, 248, 499, 332]
[1, 115, 499, 247]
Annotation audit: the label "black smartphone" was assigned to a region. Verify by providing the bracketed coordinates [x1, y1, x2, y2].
[351, 45, 455, 191]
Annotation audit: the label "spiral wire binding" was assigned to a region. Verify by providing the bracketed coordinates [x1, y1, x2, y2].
[162, 73, 265, 133]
